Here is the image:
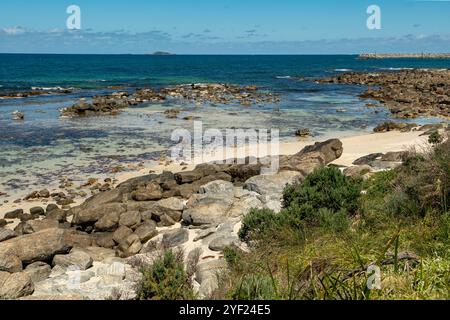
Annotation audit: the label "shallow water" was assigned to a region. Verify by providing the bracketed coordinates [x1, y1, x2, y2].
[0, 54, 448, 195]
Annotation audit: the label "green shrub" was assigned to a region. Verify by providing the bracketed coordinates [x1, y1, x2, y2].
[314, 208, 350, 233]
[428, 131, 443, 145]
[136, 250, 195, 300]
[283, 166, 362, 219]
[239, 208, 284, 242]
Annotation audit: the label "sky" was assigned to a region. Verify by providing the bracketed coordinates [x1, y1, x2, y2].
[1, 0, 450, 54]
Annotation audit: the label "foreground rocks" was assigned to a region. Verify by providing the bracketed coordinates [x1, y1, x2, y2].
[318, 69, 450, 119]
[60, 83, 279, 117]
[0, 138, 344, 300]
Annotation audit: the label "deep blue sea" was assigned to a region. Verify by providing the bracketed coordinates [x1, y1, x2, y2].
[0, 54, 449, 194]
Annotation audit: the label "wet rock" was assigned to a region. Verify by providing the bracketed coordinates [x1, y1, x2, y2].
[295, 128, 311, 137]
[12, 111, 25, 121]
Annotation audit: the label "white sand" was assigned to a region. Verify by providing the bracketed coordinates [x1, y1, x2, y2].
[0, 130, 430, 219]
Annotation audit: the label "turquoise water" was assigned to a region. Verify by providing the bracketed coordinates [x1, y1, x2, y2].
[0, 54, 449, 194]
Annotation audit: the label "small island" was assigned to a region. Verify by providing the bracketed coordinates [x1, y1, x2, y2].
[149, 51, 175, 56]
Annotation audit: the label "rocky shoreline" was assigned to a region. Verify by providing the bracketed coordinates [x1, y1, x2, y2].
[317, 69, 450, 119]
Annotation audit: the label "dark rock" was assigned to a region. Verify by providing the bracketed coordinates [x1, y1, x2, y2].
[352, 153, 384, 166]
[30, 207, 45, 216]
[162, 228, 189, 247]
[45, 204, 59, 214]
[4, 209, 23, 219]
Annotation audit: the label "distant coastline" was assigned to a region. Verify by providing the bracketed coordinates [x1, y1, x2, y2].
[359, 53, 450, 60]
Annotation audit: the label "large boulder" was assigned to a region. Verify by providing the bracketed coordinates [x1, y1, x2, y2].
[244, 171, 302, 212]
[279, 139, 343, 174]
[0, 228, 73, 266]
[0, 271, 34, 299]
[24, 262, 52, 283]
[195, 260, 227, 299]
[295, 139, 343, 164]
[162, 228, 189, 247]
[131, 183, 163, 201]
[134, 221, 158, 243]
[52, 249, 94, 270]
[0, 251, 23, 273]
[119, 211, 142, 229]
[94, 211, 121, 232]
[72, 203, 127, 226]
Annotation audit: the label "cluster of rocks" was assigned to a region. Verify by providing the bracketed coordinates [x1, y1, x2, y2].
[317, 69, 450, 119]
[373, 121, 448, 134]
[59, 83, 279, 117]
[0, 88, 74, 99]
[0, 138, 343, 300]
[343, 151, 409, 177]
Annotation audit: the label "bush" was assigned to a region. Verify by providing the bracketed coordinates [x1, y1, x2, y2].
[136, 250, 195, 300]
[238, 208, 284, 242]
[428, 131, 443, 145]
[283, 166, 362, 220]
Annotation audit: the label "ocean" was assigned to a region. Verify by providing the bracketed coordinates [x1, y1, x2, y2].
[1, 54, 449, 194]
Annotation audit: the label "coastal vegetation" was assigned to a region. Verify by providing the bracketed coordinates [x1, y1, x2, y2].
[215, 139, 450, 300]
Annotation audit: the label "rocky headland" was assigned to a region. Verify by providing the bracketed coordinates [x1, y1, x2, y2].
[317, 69, 450, 119]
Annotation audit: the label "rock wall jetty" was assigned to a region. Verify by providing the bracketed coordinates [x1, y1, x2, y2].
[358, 53, 450, 60]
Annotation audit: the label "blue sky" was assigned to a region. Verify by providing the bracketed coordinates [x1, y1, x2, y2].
[1, 0, 450, 53]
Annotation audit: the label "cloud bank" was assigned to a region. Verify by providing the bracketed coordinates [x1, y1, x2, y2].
[1, 27, 450, 54]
